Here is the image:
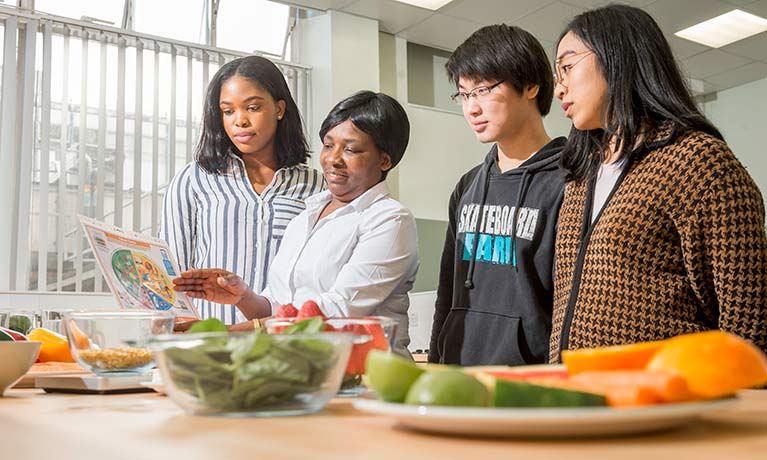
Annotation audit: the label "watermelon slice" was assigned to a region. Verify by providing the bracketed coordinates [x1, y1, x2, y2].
[0, 326, 27, 341]
[494, 379, 607, 407]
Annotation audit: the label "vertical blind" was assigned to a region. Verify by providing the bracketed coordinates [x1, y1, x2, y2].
[0, 6, 312, 292]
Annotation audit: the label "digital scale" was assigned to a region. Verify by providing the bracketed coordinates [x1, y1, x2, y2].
[35, 373, 154, 394]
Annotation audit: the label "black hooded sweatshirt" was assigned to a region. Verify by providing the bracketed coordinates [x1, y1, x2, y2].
[429, 137, 567, 365]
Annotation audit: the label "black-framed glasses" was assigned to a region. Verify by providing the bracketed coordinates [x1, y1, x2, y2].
[554, 50, 593, 87]
[450, 80, 504, 105]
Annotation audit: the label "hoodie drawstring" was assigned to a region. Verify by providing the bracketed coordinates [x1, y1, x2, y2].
[464, 161, 493, 289]
[509, 168, 531, 272]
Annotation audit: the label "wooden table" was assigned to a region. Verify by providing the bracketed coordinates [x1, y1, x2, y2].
[0, 388, 765, 460]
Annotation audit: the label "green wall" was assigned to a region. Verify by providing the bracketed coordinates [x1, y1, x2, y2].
[414, 218, 448, 292]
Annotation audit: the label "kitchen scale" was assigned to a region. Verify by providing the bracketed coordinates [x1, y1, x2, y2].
[36, 373, 154, 394]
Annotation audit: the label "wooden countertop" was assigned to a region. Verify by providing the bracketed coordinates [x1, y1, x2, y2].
[0, 388, 765, 460]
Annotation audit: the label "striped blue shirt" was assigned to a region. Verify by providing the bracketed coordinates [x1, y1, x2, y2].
[159, 156, 325, 323]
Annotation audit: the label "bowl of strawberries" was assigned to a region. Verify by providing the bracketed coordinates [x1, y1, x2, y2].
[265, 301, 398, 396]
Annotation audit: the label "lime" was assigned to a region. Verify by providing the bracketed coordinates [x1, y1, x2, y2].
[365, 350, 424, 402]
[405, 370, 490, 407]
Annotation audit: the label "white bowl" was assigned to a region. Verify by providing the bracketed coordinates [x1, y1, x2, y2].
[0, 341, 41, 396]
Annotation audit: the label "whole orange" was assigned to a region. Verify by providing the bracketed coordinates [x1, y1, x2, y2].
[646, 330, 767, 399]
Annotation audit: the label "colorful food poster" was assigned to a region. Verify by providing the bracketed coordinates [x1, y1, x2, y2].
[80, 216, 198, 320]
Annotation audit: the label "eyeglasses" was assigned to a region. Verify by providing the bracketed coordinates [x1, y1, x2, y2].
[450, 80, 504, 105]
[554, 50, 593, 87]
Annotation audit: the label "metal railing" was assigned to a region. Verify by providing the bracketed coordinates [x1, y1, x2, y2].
[0, 5, 312, 293]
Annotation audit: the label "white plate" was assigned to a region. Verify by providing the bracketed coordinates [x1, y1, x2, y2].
[351, 397, 737, 438]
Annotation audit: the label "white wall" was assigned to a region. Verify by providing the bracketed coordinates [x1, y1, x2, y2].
[398, 103, 571, 221]
[704, 77, 767, 203]
[299, 11, 380, 172]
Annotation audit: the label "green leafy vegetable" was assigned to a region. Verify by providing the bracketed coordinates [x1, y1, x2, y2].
[187, 317, 228, 334]
[163, 319, 338, 411]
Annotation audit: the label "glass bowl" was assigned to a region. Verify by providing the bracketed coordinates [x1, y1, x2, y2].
[63, 310, 175, 375]
[147, 331, 354, 416]
[264, 316, 398, 397]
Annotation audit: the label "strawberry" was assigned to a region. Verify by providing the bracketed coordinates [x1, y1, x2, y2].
[364, 324, 390, 351]
[274, 304, 299, 318]
[341, 324, 373, 375]
[296, 300, 325, 319]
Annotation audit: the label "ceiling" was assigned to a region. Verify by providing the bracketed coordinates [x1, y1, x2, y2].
[281, 0, 767, 95]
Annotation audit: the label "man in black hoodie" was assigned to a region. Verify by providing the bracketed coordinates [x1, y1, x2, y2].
[429, 25, 567, 366]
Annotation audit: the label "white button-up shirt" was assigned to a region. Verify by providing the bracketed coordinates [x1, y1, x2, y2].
[160, 158, 324, 323]
[257, 181, 419, 355]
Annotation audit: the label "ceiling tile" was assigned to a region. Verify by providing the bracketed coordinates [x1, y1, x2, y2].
[440, 0, 553, 24]
[643, 0, 735, 32]
[398, 13, 483, 50]
[720, 0, 762, 7]
[343, 0, 434, 34]
[666, 34, 711, 60]
[681, 49, 752, 79]
[513, 1, 586, 44]
[705, 60, 767, 89]
[559, 0, 656, 8]
[283, 0, 357, 11]
[721, 33, 767, 61]
[738, 0, 767, 17]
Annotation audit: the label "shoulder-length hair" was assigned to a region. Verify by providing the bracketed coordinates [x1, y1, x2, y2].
[558, 4, 723, 182]
[196, 55, 310, 174]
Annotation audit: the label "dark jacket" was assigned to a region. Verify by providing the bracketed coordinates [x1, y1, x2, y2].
[429, 138, 567, 365]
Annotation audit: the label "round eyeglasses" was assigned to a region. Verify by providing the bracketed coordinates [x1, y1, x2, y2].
[554, 50, 593, 87]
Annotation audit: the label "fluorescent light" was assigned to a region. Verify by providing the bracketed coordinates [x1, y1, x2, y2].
[675, 9, 767, 48]
[392, 0, 454, 10]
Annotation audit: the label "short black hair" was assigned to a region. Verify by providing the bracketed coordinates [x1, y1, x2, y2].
[319, 91, 410, 175]
[557, 4, 723, 182]
[446, 24, 554, 116]
[196, 55, 310, 174]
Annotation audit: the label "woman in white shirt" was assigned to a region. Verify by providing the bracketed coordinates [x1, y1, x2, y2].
[174, 91, 419, 355]
[159, 56, 324, 324]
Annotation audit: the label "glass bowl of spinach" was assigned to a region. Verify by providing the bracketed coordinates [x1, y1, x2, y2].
[147, 318, 354, 416]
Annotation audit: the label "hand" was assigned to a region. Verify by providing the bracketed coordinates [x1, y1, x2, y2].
[173, 319, 198, 333]
[173, 268, 250, 305]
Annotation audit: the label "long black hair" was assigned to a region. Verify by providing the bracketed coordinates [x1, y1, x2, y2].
[320, 91, 410, 179]
[196, 55, 310, 174]
[446, 24, 554, 116]
[558, 4, 723, 182]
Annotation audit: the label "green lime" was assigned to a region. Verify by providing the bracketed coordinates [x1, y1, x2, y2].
[365, 350, 424, 402]
[405, 370, 490, 407]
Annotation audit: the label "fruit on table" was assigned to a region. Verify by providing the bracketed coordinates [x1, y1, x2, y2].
[365, 350, 425, 402]
[646, 330, 767, 399]
[405, 369, 490, 407]
[296, 300, 325, 319]
[26, 327, 75, 363]
[274, 304, 298, 318]
[562, 340, 666, 375]
[7, 315, 32, 334]
[0, 326, 27, 341]
[343, 323, 390, 376]
[494, 379, 606, 407]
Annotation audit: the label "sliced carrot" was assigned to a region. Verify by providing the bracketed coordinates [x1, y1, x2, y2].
[569, 370, 695, 404]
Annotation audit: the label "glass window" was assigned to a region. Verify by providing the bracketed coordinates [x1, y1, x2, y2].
[216, 0, 290, 57]
[34, 0, 125, 26]
[134, 0, 207, 44]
